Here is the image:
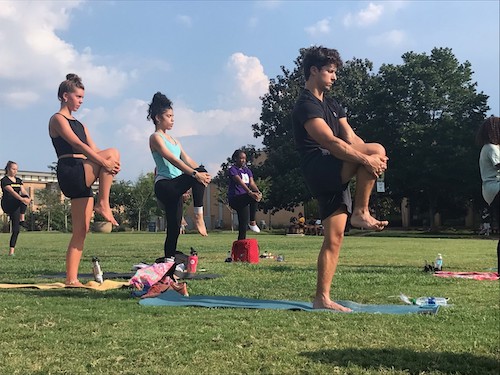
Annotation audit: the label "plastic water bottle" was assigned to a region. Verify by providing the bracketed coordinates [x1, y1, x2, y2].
[92, 256, 103, 284]
[187, 248, 198, 273]
[434, 253, 443, 271]
[411, 296, 448, 306]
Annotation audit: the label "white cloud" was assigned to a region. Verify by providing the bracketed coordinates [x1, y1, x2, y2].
[176, 15, 193, 27]
[305, 18, 332, 37]
[2, 91, 39, 108]
[226, 52, 269, 105]
[0, 0, 130, 107]
[367, 29, 406, 47]
[344, 2, 384, 27]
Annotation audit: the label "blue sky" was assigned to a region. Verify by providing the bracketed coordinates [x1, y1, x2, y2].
[1, 0, 498, 182]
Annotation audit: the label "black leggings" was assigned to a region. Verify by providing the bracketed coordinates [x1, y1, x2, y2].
[2, 199, 27, 248]
[490, 193, 500, 272]
[154, 167, 207, 258]
[229, 194, 257, 240]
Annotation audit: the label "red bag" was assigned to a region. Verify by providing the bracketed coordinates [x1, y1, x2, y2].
[231, 239, 259, 264]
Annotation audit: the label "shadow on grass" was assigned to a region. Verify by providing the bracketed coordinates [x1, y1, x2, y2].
[301, 348, 499, 375]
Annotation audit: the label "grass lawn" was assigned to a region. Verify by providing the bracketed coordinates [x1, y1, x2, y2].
[0, 230, 498, 375]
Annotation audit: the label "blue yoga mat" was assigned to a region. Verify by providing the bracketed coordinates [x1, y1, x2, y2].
[139, 290, 439, 314]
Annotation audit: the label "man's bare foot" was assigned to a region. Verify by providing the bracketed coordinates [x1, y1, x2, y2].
[193, 213, 208, 236]
[94, 205, 119, 226]
[350, 213, 388, 231]
[313, 297, 352, 312]
[65, 280, 85, 288]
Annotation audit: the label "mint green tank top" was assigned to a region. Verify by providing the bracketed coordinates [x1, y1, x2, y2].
[152, 132, 182, 179]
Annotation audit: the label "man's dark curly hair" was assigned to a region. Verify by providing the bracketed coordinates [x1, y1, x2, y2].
[303, 46, 343, 80]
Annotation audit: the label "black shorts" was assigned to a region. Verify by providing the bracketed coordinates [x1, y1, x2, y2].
[57, 158, 93, 199]
[302, 153, 352, 220]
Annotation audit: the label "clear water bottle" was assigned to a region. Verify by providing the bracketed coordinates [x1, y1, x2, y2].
[92, 256, 103, 284]
[434, 253, 443, 271]
[411, 296, 448, 306]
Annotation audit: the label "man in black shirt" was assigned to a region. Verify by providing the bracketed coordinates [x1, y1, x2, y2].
[292, 46, 388, 311]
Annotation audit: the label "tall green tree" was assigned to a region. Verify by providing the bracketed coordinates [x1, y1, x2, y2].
[252, 52, 308, 212]
[356, 48, 489, 225]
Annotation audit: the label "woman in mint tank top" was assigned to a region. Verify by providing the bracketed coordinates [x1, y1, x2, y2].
[148, 92, 212, 261]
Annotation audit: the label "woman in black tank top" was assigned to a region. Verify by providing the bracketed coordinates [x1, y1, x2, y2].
[48, 73, 121, 287]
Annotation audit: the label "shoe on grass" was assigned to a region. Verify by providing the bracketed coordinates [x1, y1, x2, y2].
[248, 224, 260, 233]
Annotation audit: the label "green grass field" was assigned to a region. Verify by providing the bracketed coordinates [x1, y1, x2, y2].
[0, 230, 498, 375]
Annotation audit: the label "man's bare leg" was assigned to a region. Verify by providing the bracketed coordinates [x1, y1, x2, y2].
[346, 143, 388, 231]
[349, 166, 388, 230]
[312, 210, 352, 312]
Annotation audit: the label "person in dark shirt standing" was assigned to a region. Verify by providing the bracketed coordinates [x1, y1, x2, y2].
[292, 46, 388, 311]
[1, 161, 31, 256]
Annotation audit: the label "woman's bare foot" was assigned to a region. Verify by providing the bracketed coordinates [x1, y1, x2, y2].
[193, 213, 208, 236]
[65, 279, 85, 288]
[313, 296, 352, 312]
[94, 205, 118, 226]
[350, 212, 388, 231]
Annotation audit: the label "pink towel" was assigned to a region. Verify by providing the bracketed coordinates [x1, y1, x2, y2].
[434, 271, 499, 280]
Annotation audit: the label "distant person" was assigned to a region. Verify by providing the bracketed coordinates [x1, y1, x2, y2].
[148, 92, 211, 261]
[227, 149, 262, 240]
[1, 161, 31, 256]
[49, 73, 121, 286]
[292, 46, 388, 311]
[476, 116, 499, 272]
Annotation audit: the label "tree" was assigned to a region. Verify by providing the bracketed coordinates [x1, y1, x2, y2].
[356, 48, 489, 226]
[34, 183, 69, 231]
[130, 173, 157, 231]
[252, 52, 310, 212]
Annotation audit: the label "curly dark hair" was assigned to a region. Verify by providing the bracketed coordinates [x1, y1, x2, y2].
[147, 92, 173, 126]
[303, 46, 343, 80]
[476, 116, 500, 146]
[57, 74, 84, 102]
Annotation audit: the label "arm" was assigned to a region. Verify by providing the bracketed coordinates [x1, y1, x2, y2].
[49, 115, 119, 174]
[230, 171, 261, 202]
[304, 117, 387, 176]
[4, 185, 30, 205]
[150, 134, 211, 185]
[339, 117, 365, 145]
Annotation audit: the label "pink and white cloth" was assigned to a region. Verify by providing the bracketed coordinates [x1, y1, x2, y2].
[433, 271, 499, 281]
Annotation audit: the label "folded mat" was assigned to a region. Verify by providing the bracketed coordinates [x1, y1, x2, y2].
[140, 290, 439, 314]
[434, 271, 499, 280]
[0, 280, 129, 291]
[38, 272, 221, 280]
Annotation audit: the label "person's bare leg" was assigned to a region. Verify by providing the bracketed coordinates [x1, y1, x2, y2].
[313, 210, 352, 312]
[86, 148, 120, 226]
[349, 166, 388, 231]
[65, 197, 93, 287]
[8, 247, 14, 256]
[193, 207, 208, 236]
[345, 142, 388, 231]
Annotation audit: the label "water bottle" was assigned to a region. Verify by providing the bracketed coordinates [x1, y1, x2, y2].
[187, 247, 198, 273]
[411, 296, 448, 306]
[225, 250, 233, 262]
[434, 253, 443, 271]
[92, 256, 103, 284]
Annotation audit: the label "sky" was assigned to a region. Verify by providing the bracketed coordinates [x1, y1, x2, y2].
[1, 0, 499, 182]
